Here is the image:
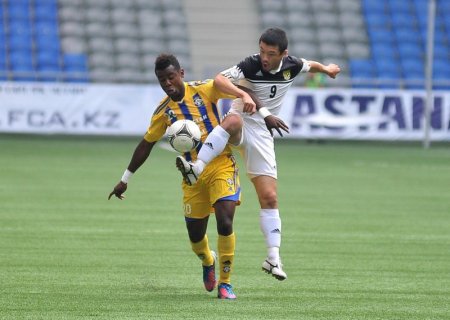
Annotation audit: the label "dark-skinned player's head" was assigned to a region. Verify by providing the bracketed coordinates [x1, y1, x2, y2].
[155, 54, 185, 101]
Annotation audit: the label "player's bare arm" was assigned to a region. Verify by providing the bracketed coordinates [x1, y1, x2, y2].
[108, 139, 156, 200]
[214, 73, 256, 114]
[308, 61, 341, 79]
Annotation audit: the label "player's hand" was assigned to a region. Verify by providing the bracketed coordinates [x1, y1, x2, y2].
[264, 115, 290, 137]
[325, 64, 341, 79]
[108, 181, 127, 200]
[242, 93, 256, 114]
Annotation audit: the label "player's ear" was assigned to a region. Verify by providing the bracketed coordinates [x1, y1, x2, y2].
[180, 68, 185, 78]
[282, 49, 288, 57]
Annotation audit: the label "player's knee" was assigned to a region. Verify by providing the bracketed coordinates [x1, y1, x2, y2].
[217, 223, 233, 236]
[259, 190, 278, 208]
[222, 114, 243, 136]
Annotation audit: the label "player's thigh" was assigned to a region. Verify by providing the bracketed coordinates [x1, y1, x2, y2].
[241, 124, 277, 179]
[204, 155, 241, 207]
[182, 182, 213, 219]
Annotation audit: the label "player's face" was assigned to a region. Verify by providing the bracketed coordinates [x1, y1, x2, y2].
[259, 41, 287, 72]
[156, 65, 185, 101]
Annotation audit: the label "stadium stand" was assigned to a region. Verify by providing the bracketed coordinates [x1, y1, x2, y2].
[258, 0, 449, 89]
[0, 0, 448, 88]
[0, 0, 190, 83]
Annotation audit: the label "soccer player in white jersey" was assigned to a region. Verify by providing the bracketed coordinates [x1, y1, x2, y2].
[177, 27, 340, 280]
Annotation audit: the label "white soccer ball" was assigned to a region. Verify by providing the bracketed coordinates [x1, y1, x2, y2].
[166, 119, 201, 153]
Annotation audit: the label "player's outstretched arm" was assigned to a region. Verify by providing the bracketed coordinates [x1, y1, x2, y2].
[308, 61, 341, 79]
[108, 139, 156, 200]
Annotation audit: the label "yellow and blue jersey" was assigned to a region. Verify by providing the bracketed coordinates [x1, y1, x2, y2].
[144, 80, 233, 161]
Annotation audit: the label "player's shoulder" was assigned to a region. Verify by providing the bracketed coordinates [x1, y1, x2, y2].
[284, 55, 303, 68]
[153, 96, 171, 116]
[239, 53, 261, 67]
[186, 79, 216, 96]
[186, 79, 213, 88]
[237, 53, 262, 76]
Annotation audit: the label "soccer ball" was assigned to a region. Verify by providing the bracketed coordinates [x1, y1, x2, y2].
[166, 119, 201, 153]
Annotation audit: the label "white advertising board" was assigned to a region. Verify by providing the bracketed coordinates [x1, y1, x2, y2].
[1, 83, 449, 141]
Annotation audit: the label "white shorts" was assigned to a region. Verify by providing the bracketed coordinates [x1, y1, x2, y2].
[228, 103, 277, 179]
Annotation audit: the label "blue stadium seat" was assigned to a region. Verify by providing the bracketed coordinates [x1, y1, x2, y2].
[441, 0, 450, 13]
[9, 52, 33, 68]
[365, 13, 390, 28]
[369, 29, 395, 44]
[7, 3, 31, 20]
[34, 3, 58, 22]
[8, 21, 33, 36]
[35, 34, 60, 52]
[388, 0, 412, 13]
[362, 0, 388, 14]
[391, 12, 416, 28]
[400, 58, 424, 74]
[38, 65, 61, 82]
[0, 46, 8, 80]
[432, 59, 450, 90]
[9, 51, 35, 81]
[375, 59, 402, 76]
[420, 29, 448, 45]
[0, 27, 5, 45]
[349, 59, 376, 88]
[394, 28, 421, 44]
[398, 42, 423, 59]
[35, 21, 59, 36]
[433, 43, 449, 59]
[372, 42, 398, 59]
[63, 54, 89, 83]
[8, 34, 33, 51]
[433, 59, 450, 75]
[444, 18, 450, 34]
[36, 50, 60, 68]
[404, 72, 425, 89]
[433, 70, 450, 90]
[413, 0, 428, 14]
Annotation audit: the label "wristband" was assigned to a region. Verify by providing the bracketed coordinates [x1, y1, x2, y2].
[121, 169, 133, 183]
[258, 107, 272, 118]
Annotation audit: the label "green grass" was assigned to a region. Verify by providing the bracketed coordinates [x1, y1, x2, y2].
[1, 135, 449, 319]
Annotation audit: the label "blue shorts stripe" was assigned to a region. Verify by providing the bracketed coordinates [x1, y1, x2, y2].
[216, 187, 241, 202]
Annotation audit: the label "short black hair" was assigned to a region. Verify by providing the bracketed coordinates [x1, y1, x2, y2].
[259, 27, 288, 53]
[155, 53, 181, 72]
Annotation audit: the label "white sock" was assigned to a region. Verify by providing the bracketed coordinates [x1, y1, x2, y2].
[259, 208, 281, 262]
[194, 125, 230, 173]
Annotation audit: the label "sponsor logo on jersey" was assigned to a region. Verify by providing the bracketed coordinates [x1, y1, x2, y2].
[165, 108, 177, 121]
[283, 70, 291, 80]
[193, 94, 205, 108]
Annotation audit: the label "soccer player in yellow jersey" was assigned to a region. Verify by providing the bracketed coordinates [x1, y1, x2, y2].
[108, 53, 255, 299]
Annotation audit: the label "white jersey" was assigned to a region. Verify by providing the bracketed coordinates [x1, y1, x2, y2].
[221, 53, 310, 127]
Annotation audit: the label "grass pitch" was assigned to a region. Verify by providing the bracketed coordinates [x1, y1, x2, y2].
[1, 135, 449, 319]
